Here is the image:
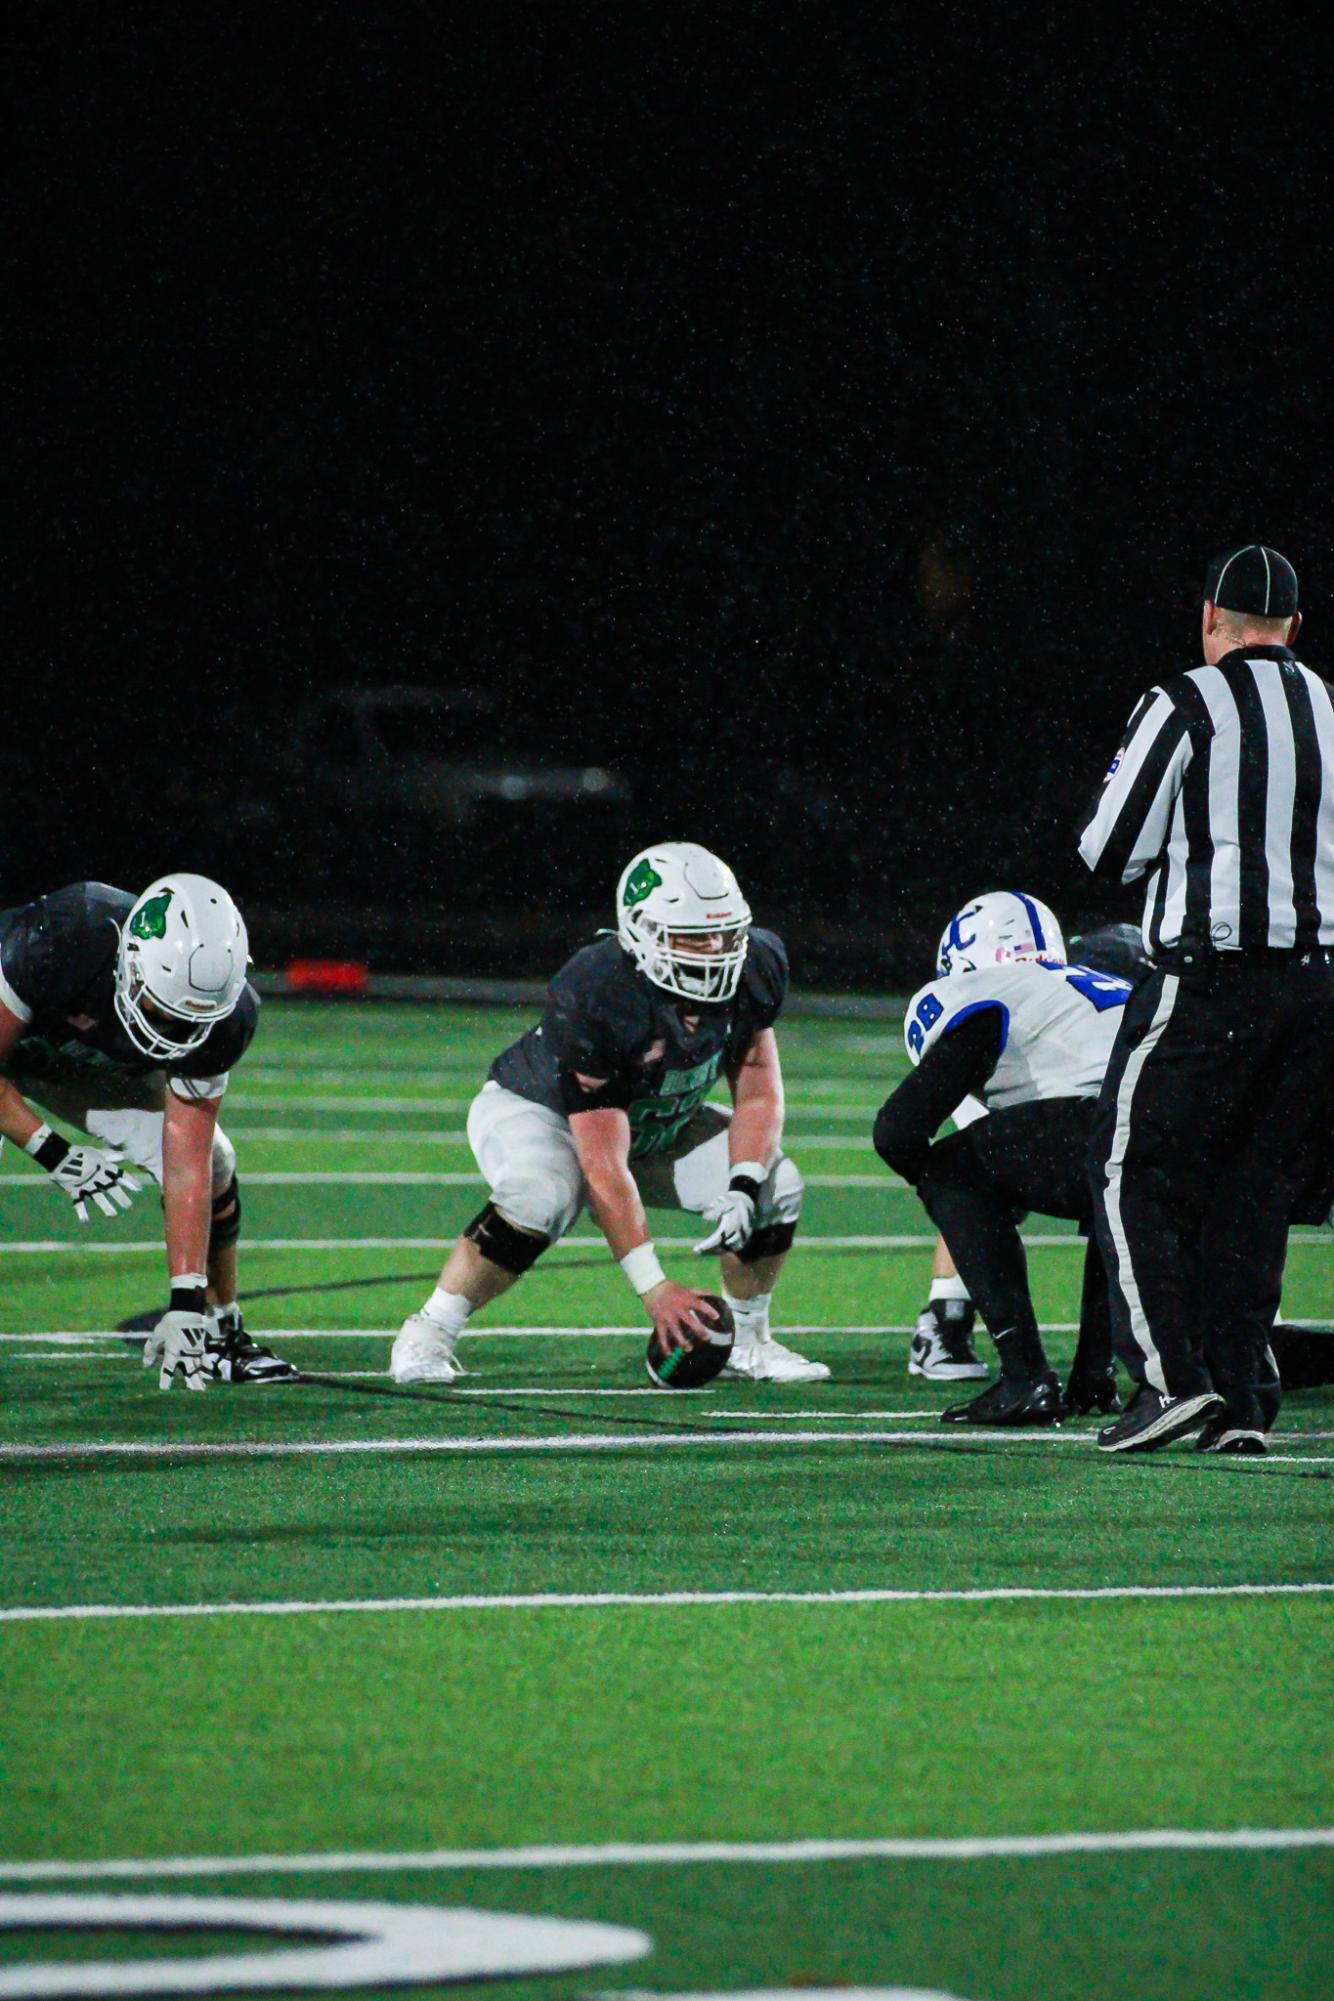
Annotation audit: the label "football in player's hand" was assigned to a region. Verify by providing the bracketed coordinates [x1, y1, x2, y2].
[645, 1296, 735, 1389]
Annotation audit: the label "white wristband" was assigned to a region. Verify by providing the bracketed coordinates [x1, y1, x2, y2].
[728, 1159, 768, 1186]
[619, 1242, 667, 1297]
[24, 1123, 54, 1158]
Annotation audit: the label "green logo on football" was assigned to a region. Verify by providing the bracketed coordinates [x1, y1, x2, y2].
[623, 860, 662, 908]
[129, 891, 172, 941]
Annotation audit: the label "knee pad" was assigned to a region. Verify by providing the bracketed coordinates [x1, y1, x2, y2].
[464, 1201, 549, 1276]
[737, 1219, 797, 1263]
[209, 1174, 242, 1251]
[488, 1168, 577, 1242]
[211, 1126, 237, 1195]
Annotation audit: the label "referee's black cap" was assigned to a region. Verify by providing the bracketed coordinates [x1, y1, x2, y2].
[1203, 544, 1299, 616]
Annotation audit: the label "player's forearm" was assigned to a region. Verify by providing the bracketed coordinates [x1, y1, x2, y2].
[0, 1077, 43, 1150]
[583, 1165, 654, 1262]
[728, 1081, 783, 1170]
[162, 1173, 211, 1281]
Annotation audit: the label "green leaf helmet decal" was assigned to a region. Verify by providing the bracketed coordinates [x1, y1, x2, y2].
[622, 860, 662, 909]
[129, 890, 172, 941]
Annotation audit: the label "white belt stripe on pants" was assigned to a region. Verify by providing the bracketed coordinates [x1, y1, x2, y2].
[1101, 973, 1180, 1394]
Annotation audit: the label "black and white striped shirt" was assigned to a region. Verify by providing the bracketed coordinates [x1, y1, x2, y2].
[1077, 645, 1334, 954]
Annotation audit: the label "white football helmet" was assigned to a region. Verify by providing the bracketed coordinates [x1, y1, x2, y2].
[936, 890, 1066, 978]
[115, 874, 250, 1061]
[616, 842, 752, 1003]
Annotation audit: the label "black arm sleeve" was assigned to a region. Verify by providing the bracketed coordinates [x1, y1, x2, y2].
[872, 1008, 1005, 1184]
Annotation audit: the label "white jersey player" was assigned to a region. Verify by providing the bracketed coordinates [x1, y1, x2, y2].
[904, 899, 1132, 1115]
[874, 892, 1134, 1425]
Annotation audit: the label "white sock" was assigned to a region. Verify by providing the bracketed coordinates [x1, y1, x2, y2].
[930, 1273, 971, 1304]
[421, 1288, 474, 1338]
[212, 1298, 239, 1319]
[723, 1285, 772, 1348]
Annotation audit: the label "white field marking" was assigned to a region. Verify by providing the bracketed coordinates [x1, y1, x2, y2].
[0, 1893, 647, 1995]
[0, 1325, 1072, 1343]
[0, 1172, 484, 1189]
[229, 1094, 889, 1128]
[222, 1129, 885, 1154]
[0, 1171, 904, 1190]
[3, 1583, 1330, 1626]
[2, 1826, 1332, 1886]
[233, 1092, 887, 1121]
[0, 1429, 1209, 1461]
[0, 1234, 1111, 1255]
[10, 1232, 1328, 1252]
[1, 1168, 911, 1192]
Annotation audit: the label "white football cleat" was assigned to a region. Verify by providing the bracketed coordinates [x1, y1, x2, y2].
[391, 1314, 466, 1384]
[721, 1338, 830, 1383]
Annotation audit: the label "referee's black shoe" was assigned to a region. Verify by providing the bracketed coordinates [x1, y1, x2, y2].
[942, 1370, 1064, 1426]
[1096, 1384, 1223, 1454]
[1194, 1412, 1269, 1455]
[1061, 1361, 1123, 1416]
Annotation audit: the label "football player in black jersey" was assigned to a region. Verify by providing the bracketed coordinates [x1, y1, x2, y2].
[0, 875, 294, 1388]
[392, 842, 829, 1384]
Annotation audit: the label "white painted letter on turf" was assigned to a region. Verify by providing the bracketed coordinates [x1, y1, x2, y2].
[0, 1894, 650, 1996]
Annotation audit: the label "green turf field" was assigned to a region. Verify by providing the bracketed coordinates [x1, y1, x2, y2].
[1, 1001, 1331, 1999]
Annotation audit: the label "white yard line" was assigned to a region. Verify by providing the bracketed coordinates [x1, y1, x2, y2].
[3, 1583, 1329, 1627]
[0, 1170, 907, 1189]
[1, 1826, 1330, 1883]
[0, 1429, 1100, 1461]
[0, 1233, 1154, 1254]
[6, 1429, 1328, 1462]
[229, 1096, 884, 1121]
[2, 1430, 1329, 1464]
[5, 1232, 1324, 1252]
[0, 1325, 1074, 1342]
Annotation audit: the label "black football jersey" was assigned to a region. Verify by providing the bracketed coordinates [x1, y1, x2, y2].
[489, 930, 789, 1159]
[0, 882, 259, 1088]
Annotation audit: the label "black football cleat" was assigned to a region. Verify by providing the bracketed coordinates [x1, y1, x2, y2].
[908, 1300, 988, 1381]
[1062, 1362, 1123, 1416]
[205, 1314, 300, 1384]
[1195, 1412, 1269, 1455]
[1096, 1384, 1222, 1453]
[941, 1370, 1064, 1426]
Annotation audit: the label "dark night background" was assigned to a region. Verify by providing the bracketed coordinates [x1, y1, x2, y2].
[9, 5, 1332, 987]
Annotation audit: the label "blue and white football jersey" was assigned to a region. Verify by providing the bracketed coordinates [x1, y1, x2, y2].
[903, 958, 1134, 1112]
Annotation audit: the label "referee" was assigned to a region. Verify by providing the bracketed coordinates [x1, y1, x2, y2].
[1077, 544, 1334, 1454]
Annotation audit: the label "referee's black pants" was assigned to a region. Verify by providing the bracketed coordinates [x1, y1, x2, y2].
[1088, 954, 1334, 1420]
[916, 1099, 1109, 1375]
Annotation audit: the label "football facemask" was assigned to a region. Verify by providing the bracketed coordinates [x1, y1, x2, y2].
[616, 842, 752, 1003]
[937, 890, 1066, 978]
[115, 874, 250, 1061]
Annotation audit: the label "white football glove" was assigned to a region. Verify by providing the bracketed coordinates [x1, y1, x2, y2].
[144, 1302, 212, 1393]
[692, 1163, 766, 1255]
[45, 1143, 140, 1222]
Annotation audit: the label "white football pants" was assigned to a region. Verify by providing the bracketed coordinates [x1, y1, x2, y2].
[467, 1080, 803, 1243]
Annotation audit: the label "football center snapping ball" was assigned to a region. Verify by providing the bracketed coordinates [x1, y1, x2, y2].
[645, 1295, 735, 1389]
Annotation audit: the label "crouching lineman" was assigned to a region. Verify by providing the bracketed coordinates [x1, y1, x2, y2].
[0, 876, 294, 1389]
[873, 892, 1133, 1425]
[392, 842, 828, 1384]
[906, 923, 1152, 1381]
